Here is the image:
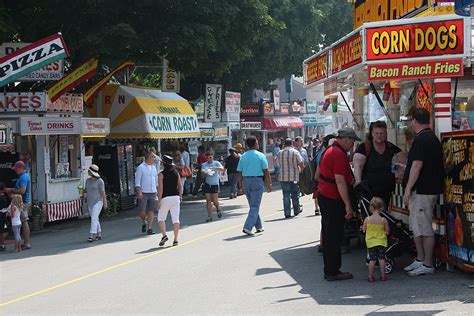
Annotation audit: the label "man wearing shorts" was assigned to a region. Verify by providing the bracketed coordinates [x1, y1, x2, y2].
[402, 108, 444, 276]
[5, 161, 31, 250]
[135, 151, 159, 235]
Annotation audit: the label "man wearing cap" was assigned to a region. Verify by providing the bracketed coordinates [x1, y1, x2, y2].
[5, 161, 31, 249]
[402, 108, 444, 276]
[135, 151, 159, 235]
[317, 128, 360, 281]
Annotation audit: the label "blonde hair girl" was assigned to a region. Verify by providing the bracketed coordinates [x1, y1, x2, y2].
[363, 197, 390, 282]
[9, 194, 23, 252]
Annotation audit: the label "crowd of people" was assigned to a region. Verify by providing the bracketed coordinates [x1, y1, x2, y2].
[1, 108, 445, 285]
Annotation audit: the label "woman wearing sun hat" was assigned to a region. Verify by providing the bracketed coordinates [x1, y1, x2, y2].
[157, 155, 183, 247]
[85, 164, 107, 242]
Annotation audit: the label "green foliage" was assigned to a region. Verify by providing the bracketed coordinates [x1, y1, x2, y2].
[1, 0, 352, 99]
[102, 192, 120, 217]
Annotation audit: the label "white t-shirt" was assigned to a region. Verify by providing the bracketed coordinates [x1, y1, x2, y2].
[10, 205, 21, 226]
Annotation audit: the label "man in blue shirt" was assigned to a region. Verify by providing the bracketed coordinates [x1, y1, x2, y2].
[237, 136, 272, 235]
[6, 161, 31, 249]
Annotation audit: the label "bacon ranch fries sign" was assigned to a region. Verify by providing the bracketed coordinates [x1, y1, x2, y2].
[368, 58, 464, 81]
[305, 52, 328, 85]
[366, 19, 465, 61]
[0, 33, 69, 87]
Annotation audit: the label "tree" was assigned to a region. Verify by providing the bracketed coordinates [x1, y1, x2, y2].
[1, 0, 352, 99]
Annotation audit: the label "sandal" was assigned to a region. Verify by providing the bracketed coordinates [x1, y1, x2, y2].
[380, 275, 387, 281]
[173, 240, 179, 246]
[206, 217, 213, 223]
[217, 210, 222, 218]
[96, 236, 102, 240]
[159, 235, 168, 246]
[87, 237, 94, 243]
[368, 275, 375, 282]
[21, 245, 31, 250]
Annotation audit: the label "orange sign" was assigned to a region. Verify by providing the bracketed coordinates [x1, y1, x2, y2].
[368, 58, 464, 81]
[366, 19, 464, 61]
[331, 33, 363, 74]
[354, 0, 429, 29]
[305, 52, 328, 85]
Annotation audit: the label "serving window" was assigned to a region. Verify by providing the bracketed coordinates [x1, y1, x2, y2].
[49, 135, 80, 179]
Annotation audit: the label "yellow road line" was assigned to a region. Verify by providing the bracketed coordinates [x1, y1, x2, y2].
[0, 210, 283, 308]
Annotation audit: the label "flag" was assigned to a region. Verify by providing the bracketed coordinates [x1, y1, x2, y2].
[48, 57, 98, 102]
[83, 60, 134, 104]
[0, 33, 69, 87]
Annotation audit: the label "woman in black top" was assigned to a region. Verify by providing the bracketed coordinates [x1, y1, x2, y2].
[157, 155, 183, 247]
[353, 121, 401, 208]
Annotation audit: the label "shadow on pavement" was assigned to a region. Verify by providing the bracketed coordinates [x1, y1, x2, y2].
[265, 241, 474, 309]
[0, 187, 254, 261]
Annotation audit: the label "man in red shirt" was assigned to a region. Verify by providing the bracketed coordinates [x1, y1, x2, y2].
[318, 128, 360, 281]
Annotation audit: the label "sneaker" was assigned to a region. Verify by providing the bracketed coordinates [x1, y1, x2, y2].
[242, 228, 254, 236]
[407, 264, 435, 276]
[159, 235, 169, 246]
[141, 224, 146, 233]
[404, 259, 423, 272]
[256, 228, 264, 233]
[146, 229, 155, 235]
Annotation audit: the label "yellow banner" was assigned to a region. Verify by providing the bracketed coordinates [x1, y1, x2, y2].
[83, 61, 134, 104]
[48, 58, 98, 102]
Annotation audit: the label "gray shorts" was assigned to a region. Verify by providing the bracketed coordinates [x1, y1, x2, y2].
[138, 193, 157, 213]
[12, 224, 21, 241]
[409, 192, 437, 237]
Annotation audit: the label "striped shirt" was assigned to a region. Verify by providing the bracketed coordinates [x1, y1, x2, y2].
[277, 147, 303, 182]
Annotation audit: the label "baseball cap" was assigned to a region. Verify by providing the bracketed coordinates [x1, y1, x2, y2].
[11, 161, 25, 170]
[336, 128, 362, 141]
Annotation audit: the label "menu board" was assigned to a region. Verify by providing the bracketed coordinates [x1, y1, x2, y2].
[442, 131, 474, 271]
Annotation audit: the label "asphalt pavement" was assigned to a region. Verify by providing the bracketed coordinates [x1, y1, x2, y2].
[0, 184, 473, 315]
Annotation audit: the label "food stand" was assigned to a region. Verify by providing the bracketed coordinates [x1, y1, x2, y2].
[303, 7, 474, 271]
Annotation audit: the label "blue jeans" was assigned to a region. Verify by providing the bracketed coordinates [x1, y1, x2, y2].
[228, 173, 238, 194]
[243, 177, 264, 231]
[281, 181, 300, 217]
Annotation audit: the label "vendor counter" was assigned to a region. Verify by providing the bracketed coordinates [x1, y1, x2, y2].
[45, 177, 83, 222]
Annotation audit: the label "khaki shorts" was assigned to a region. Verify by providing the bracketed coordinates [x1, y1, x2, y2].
[408, 193, 437, 237]
[20, 203, 31, 223]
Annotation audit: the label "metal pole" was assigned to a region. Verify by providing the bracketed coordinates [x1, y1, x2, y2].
[369, 83, 394, 125]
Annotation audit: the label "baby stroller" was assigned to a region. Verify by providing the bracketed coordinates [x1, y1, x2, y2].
[357, 185, 415, 274]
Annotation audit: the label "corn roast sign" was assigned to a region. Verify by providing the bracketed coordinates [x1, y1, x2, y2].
[0, 33, 69, 87]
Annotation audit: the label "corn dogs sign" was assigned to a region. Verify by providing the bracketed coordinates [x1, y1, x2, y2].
[366, 19, 464, 60]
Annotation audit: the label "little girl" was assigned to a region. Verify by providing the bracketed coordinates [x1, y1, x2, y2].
[363, 197, 390, 282]
[8, 194, 23, 253]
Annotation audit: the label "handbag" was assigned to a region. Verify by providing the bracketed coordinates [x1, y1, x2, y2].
[179, 165, 192, 178]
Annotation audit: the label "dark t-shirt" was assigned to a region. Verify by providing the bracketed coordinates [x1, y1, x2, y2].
[225, 154, 240, 174]
[355, 141, 401, 194]
[402, 128, 444, 195]
[161, 169, 179, 198]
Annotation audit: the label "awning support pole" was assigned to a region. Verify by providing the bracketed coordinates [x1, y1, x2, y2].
[369, 83, 394, 125]
[339, 91, 360, 129]
[452, 77, 458, 112]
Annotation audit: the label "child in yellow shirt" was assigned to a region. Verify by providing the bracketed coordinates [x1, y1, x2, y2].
[363, 197, 390, 282]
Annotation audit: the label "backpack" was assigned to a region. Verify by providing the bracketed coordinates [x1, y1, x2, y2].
[299, 161, 316, 195]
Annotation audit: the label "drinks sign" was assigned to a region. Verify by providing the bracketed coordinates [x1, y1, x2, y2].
[20, 116, 81, 135]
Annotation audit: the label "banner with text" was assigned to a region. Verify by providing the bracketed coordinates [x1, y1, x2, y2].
[48, 57, 98, 102]
[366, 18, 465, 61]
[162, 58, 180, 93]
[0, 33, 69, 87]
[0, 42, 64, 81]
[331, 32, 363, 75]
[204, 84, 222, 122]
[83, 60, 134, 104]
[304, 52, 328, 85]
[368, 58, 464, 81]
